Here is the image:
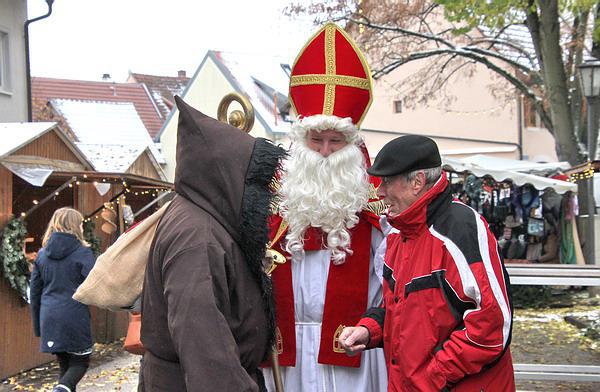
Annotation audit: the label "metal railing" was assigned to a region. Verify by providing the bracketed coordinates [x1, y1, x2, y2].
[506, 263, 600, 286]
[506, 263, 600, 383]
[513, 364, 600, 382]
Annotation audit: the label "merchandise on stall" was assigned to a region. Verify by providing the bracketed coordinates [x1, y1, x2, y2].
[448, 173, 582, 264]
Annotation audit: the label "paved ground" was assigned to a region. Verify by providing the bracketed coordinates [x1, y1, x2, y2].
[511, 290, 600, 392]
[2, 290, 599, 391]
[0, 340, 140, 392]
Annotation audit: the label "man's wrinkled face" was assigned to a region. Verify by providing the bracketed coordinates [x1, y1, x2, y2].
[306, 129, 348, 157]
[377, 172, 424, 216]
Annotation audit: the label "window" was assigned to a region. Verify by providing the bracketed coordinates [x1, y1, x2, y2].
[522, 96, 541, 128]
[0, 30, 9, 92]
[393, 99, 402, 113]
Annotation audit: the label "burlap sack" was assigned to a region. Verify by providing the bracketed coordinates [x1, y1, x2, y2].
[73, 202, 170, 311]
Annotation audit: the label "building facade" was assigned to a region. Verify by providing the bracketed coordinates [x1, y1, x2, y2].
[0, 0, 28, 122]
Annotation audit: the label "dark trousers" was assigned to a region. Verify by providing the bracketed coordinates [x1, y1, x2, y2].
[56, 352, 91, 391]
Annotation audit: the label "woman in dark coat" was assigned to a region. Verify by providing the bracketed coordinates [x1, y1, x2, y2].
[140, 97, 286, 391]
[30, 207, 96, 392]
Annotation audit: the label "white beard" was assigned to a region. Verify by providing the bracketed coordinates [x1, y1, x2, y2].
[279, 142, 370, 264]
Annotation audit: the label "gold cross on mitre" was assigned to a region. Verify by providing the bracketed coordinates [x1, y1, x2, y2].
[289, 22, 373, 126]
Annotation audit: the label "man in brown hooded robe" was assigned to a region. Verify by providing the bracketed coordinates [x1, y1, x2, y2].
[140, 96, 286, 391]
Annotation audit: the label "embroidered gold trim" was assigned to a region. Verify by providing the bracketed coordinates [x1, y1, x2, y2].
[269, 219, 289, 248]
[366, 200, 387, 217]
[333, 324, 346, 353]
[368, 183, 378, 199]
[323, 84, 336, 115]
[276, 327, 283, 354]
[323, 24, 337, 115]
[290, 74, 370, 90]
[325, 24, 336, 75]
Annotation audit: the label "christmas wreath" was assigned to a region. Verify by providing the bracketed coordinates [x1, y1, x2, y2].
[83, 219, 101, 257]
[0, 218, 29, 301]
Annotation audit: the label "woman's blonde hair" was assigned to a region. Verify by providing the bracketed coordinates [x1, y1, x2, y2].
[42, 207, 89, 247]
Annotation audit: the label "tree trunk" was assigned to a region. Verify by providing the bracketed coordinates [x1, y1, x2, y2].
[592, 2, 600, 60]
[538, 0, 583, 164]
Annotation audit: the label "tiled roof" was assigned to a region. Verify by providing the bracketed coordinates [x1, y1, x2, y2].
[49, 99, 165, 165]
[32, 77, 163, 138]
[129, 72, 190, 119]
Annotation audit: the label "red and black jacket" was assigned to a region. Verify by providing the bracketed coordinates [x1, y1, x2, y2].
[359, 174, 515, 392]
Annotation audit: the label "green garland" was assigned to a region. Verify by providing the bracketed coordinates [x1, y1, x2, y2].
[0, 218, 29, 301]
[83, 219, 101, 257]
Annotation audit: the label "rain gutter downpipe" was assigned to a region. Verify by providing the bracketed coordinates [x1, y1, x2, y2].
[24, 0, 54, 121]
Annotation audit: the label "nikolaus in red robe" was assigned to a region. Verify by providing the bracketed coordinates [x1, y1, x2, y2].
[263, 22, 388, 392]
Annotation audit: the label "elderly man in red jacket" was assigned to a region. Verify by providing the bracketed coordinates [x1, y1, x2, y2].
[340, 135, 515, 392]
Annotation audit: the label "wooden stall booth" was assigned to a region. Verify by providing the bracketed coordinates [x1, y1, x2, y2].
[0, 123, 93, 379]
[0, 123, 173, 379]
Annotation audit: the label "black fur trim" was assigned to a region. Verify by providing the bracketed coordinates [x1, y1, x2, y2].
[239, 138, 287, 355]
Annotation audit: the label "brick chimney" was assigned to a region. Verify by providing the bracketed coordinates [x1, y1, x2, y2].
[178, 70, 186, 78]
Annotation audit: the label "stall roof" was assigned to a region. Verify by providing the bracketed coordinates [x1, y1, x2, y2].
[443, 156, 577, 194]
[75, 143, 166, 181]
[0, 122, 55, 157]
[451, 155, 570, 173]
[76, 144, 147, 172]
[0, 122, 92, 167]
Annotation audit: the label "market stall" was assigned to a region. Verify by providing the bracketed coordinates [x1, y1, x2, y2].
[443, 156, 582, 265]
[0, 123, 172, 379]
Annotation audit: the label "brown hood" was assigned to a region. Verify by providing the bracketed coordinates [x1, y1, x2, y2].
[175, 96, 256, 242]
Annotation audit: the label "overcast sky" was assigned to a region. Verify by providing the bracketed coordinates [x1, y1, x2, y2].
[27, 0, 316, 82]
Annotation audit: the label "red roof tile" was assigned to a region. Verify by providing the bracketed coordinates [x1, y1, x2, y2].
[129, 72, 189, 119]
[31, 77, 163, 139]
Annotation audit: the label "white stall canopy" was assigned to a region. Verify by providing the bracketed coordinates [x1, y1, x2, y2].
[443, 155, 576, 194]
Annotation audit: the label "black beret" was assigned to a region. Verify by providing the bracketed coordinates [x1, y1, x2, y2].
[367, 135, 441, 177]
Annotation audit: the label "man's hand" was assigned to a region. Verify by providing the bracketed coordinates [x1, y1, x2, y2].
[339, 326, 370, 356]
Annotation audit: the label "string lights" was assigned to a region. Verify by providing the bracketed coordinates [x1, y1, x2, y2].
[18, 175, 171, 219]
[83, 187, 168, 222]
[568, 162, 596, 182]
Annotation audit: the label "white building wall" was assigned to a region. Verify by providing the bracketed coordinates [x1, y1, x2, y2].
[0, 0, 28, 122]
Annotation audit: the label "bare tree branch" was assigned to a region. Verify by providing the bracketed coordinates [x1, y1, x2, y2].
[464, 46, 536, 78]
[347, 16, 457, 49]
[349, 16, 537, 78]
[438, 59, 477, 87]
[370, 46, 552, 132]
[469, 37, 538, 69]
